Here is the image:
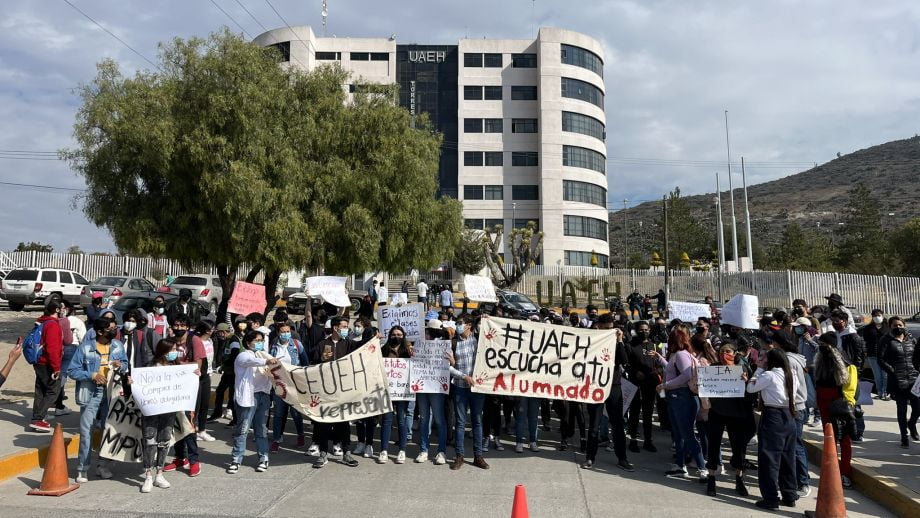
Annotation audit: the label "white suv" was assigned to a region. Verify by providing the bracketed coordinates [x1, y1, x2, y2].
[0, 268, 88, 311]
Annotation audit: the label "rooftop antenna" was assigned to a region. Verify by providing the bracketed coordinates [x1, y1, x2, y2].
[322, 0, 328, 36]
[531, 0, 536, 36]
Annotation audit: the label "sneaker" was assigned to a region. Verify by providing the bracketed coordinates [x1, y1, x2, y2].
[605, 443, 616, 452]
[643, 441, 657, 453]
[29, 420, 52, 433]
[493, 438, 505, 451]
[297, 435, 306, 448]
[396, 451, 406, 464]
[852, 435, 864, 444]
[755, 500, 779, 511]
[697, 468, 709, 482]
[206, 414, 220, 423]
[415, 451, 428, 463]
[270, 441, 281, 454]
[364, 445, 374, 459]
[226, 463, 240, 474]
[910, 429, 920, 441]
[434, 452, 447, 465]
[256, 459, 269, 472]
[628, 440, 640, 453]
[717, 464, 726, 476]
[343, 451, 359, 467]
[95, 464, 113, 479]
[842, 475, 853, 489]
[141, 474, 154, 493]
[197, 431, 216, 442]
[75, 471, 88, 483]
[797, 485, 812, 498]
[666, 464, 688, 477]
[377, 451, 388, 464]
[558, 439, 569, 451]
[312, 453, 328, 469]
[54, 407, 71, 416]
[529, 441, 539, 452]
[901, 437, 910, 449]
[332, 444, 343, 456]
[162, 458, 188, 472]
[188, 462, 201, 477]
[154, 472, 171, 489]
[581, 459, 594, 469]
[515, 443, 524, 453]
[781, 498, 797, 508]
[223, 409, 233, 420]
[353, 442, 366, 456]
[617, 459, 635, 472]
[307, 443, 320, 456]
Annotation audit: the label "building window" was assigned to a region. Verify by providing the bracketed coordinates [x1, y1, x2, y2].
[350, 52, 370, 61]
[512, 151, 539, 166]
[511, 86, 538, 100]
[484, 53, 503, 67]
[562, 111, 605, 141]
[464, 185, 484, 200]
[565, 250, 609, 267]
[464, 85, 483, 100]
[483, 85, 503, 100]
[464, 118, 484, 133]
[562, 145, 606, 174]
[349, 83, 390, 94]
[564, 215, 608, 241]
[511, 118, 538, 133]
[560, 44, 603, 76]
[484, 118, 503, 133]
[370, 52, 389, 61]
[563, 180, 607, 207]
[514, 218, 540, 229]
[270, 41, 291, 62]
[315, 51, 340, 60]
[484, 218, 504, 231]
[484, 151, 504, 166]
[463, 151, 484, 166]
[464, 219, 484, 230]
[561, 77, 604, 109]
[512, 185, 539, 200]
[464, 53, 483, 67]
[511, 53, 537, 68]
[484, 185, 503, 200]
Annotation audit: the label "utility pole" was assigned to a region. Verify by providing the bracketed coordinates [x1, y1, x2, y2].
[663, 196, 670, 308]
[716, 173, 725, 303]
[725, 110, 739, 270]
[322, 0, 328, 36]
[623, 199, 629, 270]
[741, 156, 754, 271]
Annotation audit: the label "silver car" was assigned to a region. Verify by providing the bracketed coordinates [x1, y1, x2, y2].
[165, 274, 223, 315]
[79, 275, 157, 308]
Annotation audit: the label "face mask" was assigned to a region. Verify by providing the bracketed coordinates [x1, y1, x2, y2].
[123, 321, 137, 332]
[892, 328, 905, 337]
[794, 327, 805, 336]
[155, 307, 165, 315]
[279, 332, 291, 342]
[695, 326, 706, 335]
[339, 328, 349, 339]
[253, 341, 265, 351]
[813, 312, 823, 320]
[173, 329, 187, 338]
[589, 314, 597, 321]
[721, 353, 735, 364]
[832, 321, 845, 332]
[873, 316, 884, 325]
[354, 326, 364, 336]
[165, 351, 179, 361]
[456, 324, 466, 335]
[636, 331, 649, 340]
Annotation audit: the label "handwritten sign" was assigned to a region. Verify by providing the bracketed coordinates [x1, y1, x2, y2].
[463, 274, 497, 302]
[471, 317, 617, 403]
[721, 294, 759, 330]
[668, 301, 712, 323]
[696, 365, 745, 398]
[266, 339, 393, 423]
[384, 357, 414, 401]
[378, 303, 425, 342]
[305, 276, 351, 308]
[620, 378, 638, 416]
[409, 340, 451, 394]
[227, 281, 265, 316]
[130, 364, 200, 416]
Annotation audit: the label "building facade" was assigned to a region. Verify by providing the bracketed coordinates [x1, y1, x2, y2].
[253, 26, 609, 268]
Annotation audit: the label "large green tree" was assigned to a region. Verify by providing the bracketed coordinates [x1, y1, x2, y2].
[893, 218, 920, 276]
[15, 242, 53, 253]
[835, 183, 897, 274]
[452, 228, 487, 275]
[657, 188, 713, 266]
[65, 29, 461, 318]
[766, 223, 836, 271]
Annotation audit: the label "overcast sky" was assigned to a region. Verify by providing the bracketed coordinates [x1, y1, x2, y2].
[1, 0, 918, 252]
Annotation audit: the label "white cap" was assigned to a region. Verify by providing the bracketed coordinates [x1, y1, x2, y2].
[324, 319, 332, 329]
[793, 317, 811, 327]
[442, 320, 456, 329]
[426, 319, 443, 330]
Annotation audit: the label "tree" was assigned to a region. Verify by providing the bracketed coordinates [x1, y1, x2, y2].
[893, 218, 920, 276]
[66, 245, 84, 255]
[657, 188, 713, 266]
[766, 223, 836, 272]
[65, 29, 461, 319]
[835, 183, 896, 274]
[451, 229, 487, 275]
[15, 242, 53, 253]
[482, 222, 543, 289]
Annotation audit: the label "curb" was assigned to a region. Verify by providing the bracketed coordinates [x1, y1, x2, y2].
[0, 433, 80, 484]
[803, 437, 920, 518]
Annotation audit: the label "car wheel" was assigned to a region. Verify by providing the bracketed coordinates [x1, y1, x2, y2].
[350, 298, 361, 313]
[47, 293, 62, 306]
[8, 302, 25, 311]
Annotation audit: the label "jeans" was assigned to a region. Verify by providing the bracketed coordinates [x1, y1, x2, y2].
[54, 345, 77, 408]
[758, 407, 798, 505]
[32, 364, 61, 421]
[142, 413, 175, 470]
[272, 393, 304, 442]
[515, 397, 540, 444]
[380, 401, 410, 452]
[892, 387, 920, 439]
[417, 393, 447, 454]
[174, 412, 199, 464]
[453, 386, 485, 456]
[77, 384, 108, 471]
[794, 410, 810, 487]
[232, 392, 270, 463]
[696, 419, 709, 463]
[666, 387, 705, 470]
[867, 357, 887, 397]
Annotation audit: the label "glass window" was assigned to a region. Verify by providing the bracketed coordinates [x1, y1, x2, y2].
[563, 215, 608, 241]
[484, 118, 503, 133]
[173, 276, 207, 286]
[483, 86, 503, 100]
[511, 86, 538, 100]
[560, 44, 603, 76]
[93, 276, 126, 287]
[511, 53, 537, 68]
[74, 273, 89, 284]
[370, 52, 389, 61]
[59, 272, 73, 284]
[484, 152, 504, 166]
[484, 185, 503, 200]
[270, 41, 290, 62]
[464, 85, 483, 100]
[5, 269, 38, 281]
[484, 219, 504, 231]
[562, 111, 605, 141]
[484, 53, 503, 67]
[464, 218, 484, 230]
[563, 145, 606, 174]
[511, 118, 538, 133]
[514, 219, 540, 229]
[128, 279, 141, 290]
[511, 151, 539, 167]
[464, 53, 483, 67]
[315, 51, 340, 60]
[512, 185, 539, 200]
[563, 180, 607, 207]
[41, 270, 57, 282]
[561, 77, 604, 109]
[464, 118, 484, 133]
[464, 185, 484, 199]
[565, 250, 609, 267]
[350, 52, 370, 61]
[463, 151, 484, 166]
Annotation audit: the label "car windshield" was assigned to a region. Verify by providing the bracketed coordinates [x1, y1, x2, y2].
[5, 270, 38, 281]
[504, 292, 534, 305]
[112, 297, 140, 310]
[173, 276, 207, 286]
[93, 276, 126, 287]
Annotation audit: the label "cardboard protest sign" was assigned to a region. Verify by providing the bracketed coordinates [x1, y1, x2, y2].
[305, 276, 351, 308]
[409, 340, 451, 394]
[130, 364, 200, 416]
[377, 303, 425, 342]
[620, 378, 638, 416]
[267, 339, 393, 423]
[668, 301, 711, 323]
[720, 294, 759, 329]
[471, 317, 617, 403]
[99, 380, 194, 462]
[227, 281, 265, 316]
[463, 274, 497, 302]
[384, 357, 414, 401]
[696, 365, 746, 398]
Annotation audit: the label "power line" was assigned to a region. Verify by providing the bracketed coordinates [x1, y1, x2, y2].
[0, 180, 84, 192]
[263, 0, 312, 69]
[234, 0, 269, 32]
[209, 0, 252, 38]
[62, 0, 160, 70]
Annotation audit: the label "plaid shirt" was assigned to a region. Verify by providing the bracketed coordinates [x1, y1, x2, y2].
[449, 335, 477, 388]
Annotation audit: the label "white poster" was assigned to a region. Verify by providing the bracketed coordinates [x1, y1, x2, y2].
[389, 293, 408, 306]
[463, 274, 497, 302]
[696, 365, 746, 398]
[620, 378, 638, 416]
[384, 357, 414, 401]
[130, 364, 200, 416]
[409, 340, 451, 394]
[471, 317, 618, 403]
[305, 276, 351, 308]
[720, 294, 759, 329]
[378, 303, 425, 342]
[99, 380, 194, 462]
[667, 301, 712, 323]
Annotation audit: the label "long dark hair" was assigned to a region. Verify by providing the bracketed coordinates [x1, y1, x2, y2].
[383, 325, 411, 357]
[765, 348, 796, 415]
[153, 338, 178, 365]
[690, 333, 718, 364]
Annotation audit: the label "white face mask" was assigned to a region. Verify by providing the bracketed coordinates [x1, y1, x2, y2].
[156, 307, 165, 315]
[873, 316, 884, 325]
[123, 321, 137, 332]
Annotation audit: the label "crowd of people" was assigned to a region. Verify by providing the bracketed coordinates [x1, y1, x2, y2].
[11, 287, 919, 510]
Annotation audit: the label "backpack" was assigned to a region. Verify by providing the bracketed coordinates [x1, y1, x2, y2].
[22, 322, 46, 365]
[688, 353, 707, 394]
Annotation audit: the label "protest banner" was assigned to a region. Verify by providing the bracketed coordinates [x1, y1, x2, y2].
[720, 294, 759, 329]
[668, 301, 711, 323]
[463, 274, 497, 302]
[305, 276, 351, 308]
[130, 364, 200, 416]
[409, 340, 451, 394]
[383, 357, 414, 401]
[377, 303, 425, 342]
[471, 317, 617, 403]
[227, 281, 265, 316]
[620, 378, 638, 416]
[267, 339, 393, 423]
[696, 365, 746, 398]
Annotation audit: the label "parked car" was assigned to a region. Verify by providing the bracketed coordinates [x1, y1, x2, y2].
[0, 269, 12, 301]
[0, 267, 89, 311]
[903, 311, 920, 337]
[286, 289, 365, 314]
[79, 275, 157, 309]
[159, 274, 223, 315]
[478, 289, 540, 318]
[108, 292, 210, 324]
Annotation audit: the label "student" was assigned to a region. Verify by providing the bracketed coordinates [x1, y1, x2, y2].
[417, 278, 429, 306]
[53, 300, 84, 416]
[746, 348, 799, 510]
[449, 315, 489, 470]
[813, 332, 858, 488]
[30, 302, 65, 433]
[162, 316, 206, 477]
[312, 316, 360, 468]
[704, 344, 754, 497]
[415, 320, 449, 466]
[192, 321, 216, 442]
[378, 326, 413, 464]
[439, 285, 453, 314]
[227, 331, 279, 474]
[877, 317, 919, 449]
[148, 297, 171, 342]
[140, 338, 180, 493]
[626, 320, 660, 452]
[210, 317, 245, 425]
[770, 332, 811, 497]
[0, 343, 23, 388]
[269, 322, 307, 452]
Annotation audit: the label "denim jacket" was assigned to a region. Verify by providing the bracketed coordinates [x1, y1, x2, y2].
[66, 335, 128, 406]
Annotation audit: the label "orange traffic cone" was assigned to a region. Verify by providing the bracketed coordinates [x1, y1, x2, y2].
[805, 422, 847, 518]
[28, 423, 79, 496]
[511, 484, 529, 518]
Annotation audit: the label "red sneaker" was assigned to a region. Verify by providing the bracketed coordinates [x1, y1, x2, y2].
[270, 441, 280, 454]
[29, 420, 52, 433]
[297, 435, 306, 448]
[188, 462, 201, 477]
[162, 458, 189, 472]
